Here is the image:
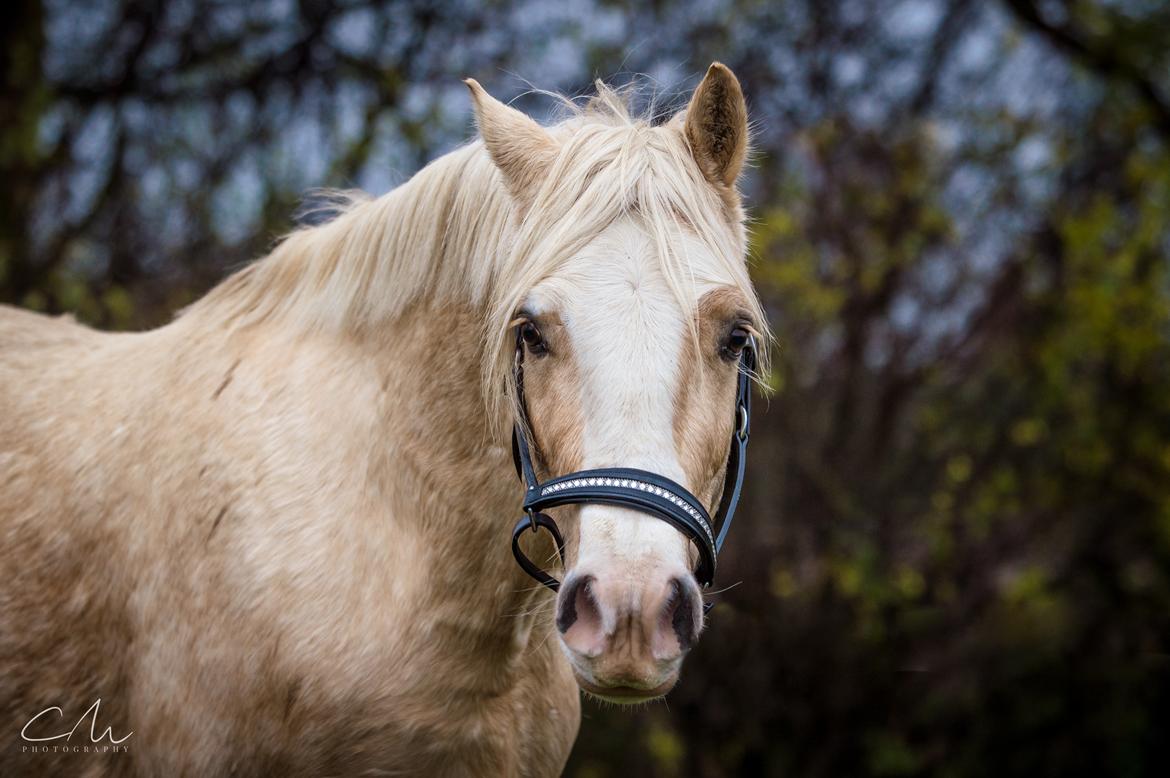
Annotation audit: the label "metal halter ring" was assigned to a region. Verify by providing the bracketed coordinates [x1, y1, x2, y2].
[511, 509, 567, 592]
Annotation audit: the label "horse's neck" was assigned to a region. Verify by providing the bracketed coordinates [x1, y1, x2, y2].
[349, 306, 554, 672]
[178, 147, 555, 684]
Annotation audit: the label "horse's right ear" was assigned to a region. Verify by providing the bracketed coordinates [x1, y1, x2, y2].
[464, 79, 557, 207]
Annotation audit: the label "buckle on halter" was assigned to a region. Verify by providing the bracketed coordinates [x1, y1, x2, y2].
[526, 508, 539, 534]
[736, 404, 748, 441]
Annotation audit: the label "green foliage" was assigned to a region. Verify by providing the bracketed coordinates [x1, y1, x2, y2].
[568, 5, 1170, 773]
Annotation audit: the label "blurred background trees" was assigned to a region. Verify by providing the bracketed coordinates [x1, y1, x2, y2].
[3, 0, 1169, 775]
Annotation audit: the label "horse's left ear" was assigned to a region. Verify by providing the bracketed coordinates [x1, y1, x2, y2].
[464, 78, 557, 207]
[683, 63, 749, 188]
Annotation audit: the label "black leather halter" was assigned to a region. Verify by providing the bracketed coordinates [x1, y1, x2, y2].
[510, 329, 756, 604]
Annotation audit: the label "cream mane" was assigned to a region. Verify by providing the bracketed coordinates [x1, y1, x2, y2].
[188, 83, 768, 425]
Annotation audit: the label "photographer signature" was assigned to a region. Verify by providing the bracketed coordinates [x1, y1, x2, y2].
[21, 698, 132, 744]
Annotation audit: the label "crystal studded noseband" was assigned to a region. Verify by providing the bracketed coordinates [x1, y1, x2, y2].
[509, 328, 756, 609]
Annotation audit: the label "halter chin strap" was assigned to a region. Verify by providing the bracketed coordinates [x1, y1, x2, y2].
[509, 330, 755, 603]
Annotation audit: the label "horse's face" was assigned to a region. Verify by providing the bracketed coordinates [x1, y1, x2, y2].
[515, 221, 755, 701]
[470, 64, 759, 703]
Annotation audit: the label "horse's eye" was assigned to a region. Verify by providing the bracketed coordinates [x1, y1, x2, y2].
[722, 326, 751, 361]
[520, 321, 547, 355]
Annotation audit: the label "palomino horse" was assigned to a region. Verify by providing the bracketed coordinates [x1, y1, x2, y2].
[0, 63, 765, 776]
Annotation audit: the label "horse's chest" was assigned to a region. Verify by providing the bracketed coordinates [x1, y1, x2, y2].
[229, 648, 578, 777]
[139, 607, 581, 777]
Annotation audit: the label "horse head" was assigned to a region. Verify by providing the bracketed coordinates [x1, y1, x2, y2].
[471, 64, 766, 703]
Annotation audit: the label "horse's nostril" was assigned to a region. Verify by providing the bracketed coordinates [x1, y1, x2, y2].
[667, 577, 701, 652]
[556, 574, 596, 634]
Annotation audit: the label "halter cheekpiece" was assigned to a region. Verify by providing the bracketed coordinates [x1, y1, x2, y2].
[510, 327, 755, 609]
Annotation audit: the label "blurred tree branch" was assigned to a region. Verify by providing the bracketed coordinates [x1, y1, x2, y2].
[1004, 0, 1170, 139]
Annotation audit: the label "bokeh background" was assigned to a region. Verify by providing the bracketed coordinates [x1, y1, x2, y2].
[4, 0, 1170, 775]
